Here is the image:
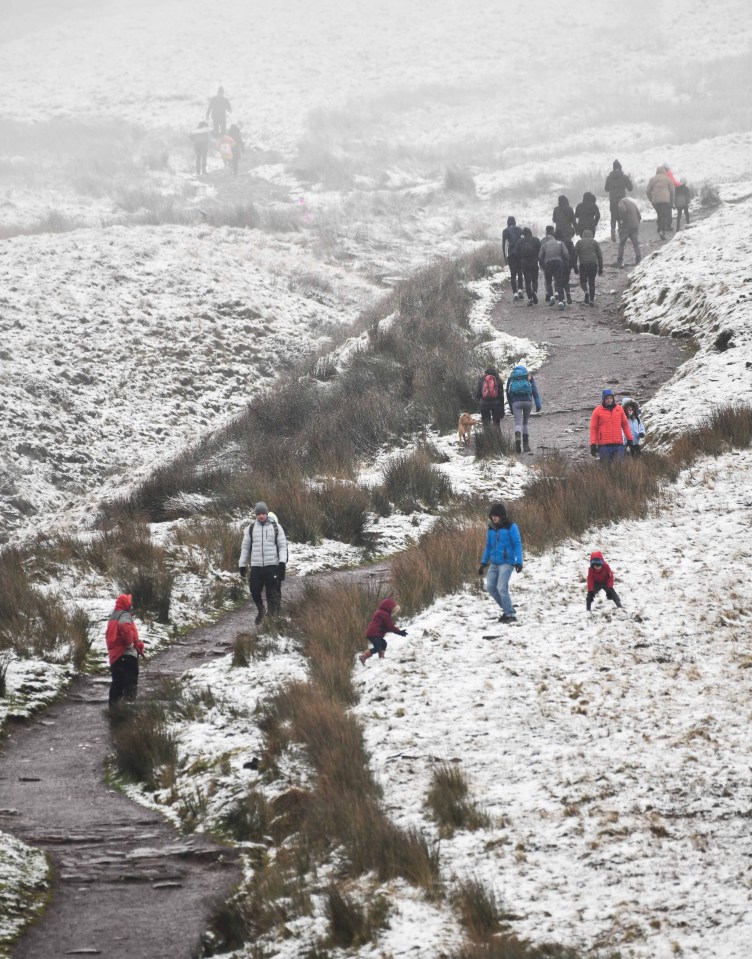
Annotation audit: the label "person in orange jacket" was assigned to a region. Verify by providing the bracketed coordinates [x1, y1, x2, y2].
[105, 593, 144, 706]
[590, 389, 633, 463]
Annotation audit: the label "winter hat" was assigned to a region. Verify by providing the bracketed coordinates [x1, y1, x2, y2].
[522, 227, 532, 237]
[489, 503, 507, 520]
[484, 366, 498, 376]
[583, 229, 593, 238]
[601, 388, 615, 403]
[507, 215, 517, 226]
[254, 501, 269, 515]
[613, 159, 622, 170]
[545, 224, 555, 235]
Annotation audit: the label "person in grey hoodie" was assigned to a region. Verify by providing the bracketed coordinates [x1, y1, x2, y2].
[604, 160, 634, 241]
[615, 197, 642, 267]
[573, 230, 603, 305]
[538, 225, 569, 308]
[239, 502, 289, 624]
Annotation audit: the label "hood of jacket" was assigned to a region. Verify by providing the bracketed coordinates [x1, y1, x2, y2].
[506, 216, 516, 226]
[114, 594, 132, 612]
[601, 388, 616, 407]
[377, 599, 397, 614]
[483, 366, 499, 377]
[656, 166, 666, 174]
[613, 159, 622, 170]
[589, 550, 606, 564]
[511, 364, 529, 376]
[582, 191, 596, 203]
[557, 194, 570, 207]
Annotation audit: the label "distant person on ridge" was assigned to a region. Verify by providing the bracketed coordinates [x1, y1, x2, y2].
[538, 225, 569, 309]
[506, 364, 541, 453]
[615, 196, 642, 267]
[573, 229, 604, 306]
[190, 120, 210, 176]
[359, 598, 407, 665]
[575, 192, 601, 237]
[515, 227, 541, 305]
[674, 179, 691, 230]
[502, 216, 524, 301]
[590, 389, 633, 463]
[239, 502, 288, 624]
[646, 165, 675, 240]
[105, 593, 145, 707]
[476, 366, 505, 428]
[478, 503, 523, 624]
[206, 86, 232, 135]
[604, 160, 633, 242]
[227, 123, 245, 176]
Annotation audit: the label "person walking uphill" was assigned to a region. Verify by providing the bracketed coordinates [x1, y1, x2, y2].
[206, 86, 231, 135]
[479, 503, 523, 623]
[476, 366, 505, 427]
[515, 227, 541, 305]
[605, 160, 633, 242]
[646, 165, 675, 240]
[539, 225, 569, 308]
[590, 389, 633, 462]
[106, 593, 144, 707]
[575, 192, 601, 237]
[616, 196, 642, 267]
[359, 599, 407, 665]
[573, 230, 603, 306]
[239, 502, 289, 624]
[502, 216, 524, 301]
[506, 364, 541, 453]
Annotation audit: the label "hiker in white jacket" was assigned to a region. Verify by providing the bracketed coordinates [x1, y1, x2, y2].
[239, 502, 289, 624]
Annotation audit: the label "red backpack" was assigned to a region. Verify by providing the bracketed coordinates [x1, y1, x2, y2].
[481, 374, 499, 400]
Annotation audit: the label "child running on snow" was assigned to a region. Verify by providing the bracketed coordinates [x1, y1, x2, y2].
[359, 599, 407, 665]
[586, 552, 622, 612]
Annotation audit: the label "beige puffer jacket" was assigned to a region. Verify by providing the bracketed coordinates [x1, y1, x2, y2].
[646, 166, 675, 206]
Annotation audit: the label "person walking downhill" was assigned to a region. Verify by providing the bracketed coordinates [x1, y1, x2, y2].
[590, 389, 633, 462]
[622, 398, 646, 454]
[359, 599, 407, 665]
[502, 216, 524, 301]
[239, 502, 289, 624]
[515, 227, 541, 305]
[105, 593, 145, 708]
[538, 225, 569, 309]
[604, 160, 634, 242]
[615, 196, 642, 267]
[575, 191, 601, 237]
[586, 551, 623, 612]
[573, 229, 604, 306]
[646, 165, 675, 241]
[674, 179, 690, 230]
[506, 364, 541, 453]
[190, 120, 210, 176]
[476, 366, 505, 428]
[479, 503, 523, 624]
[206, 86, 232, 135]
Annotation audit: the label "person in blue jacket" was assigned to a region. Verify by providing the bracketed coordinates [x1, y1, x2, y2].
[478, 503, 523, 623]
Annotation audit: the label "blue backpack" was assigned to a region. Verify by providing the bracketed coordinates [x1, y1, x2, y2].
[508, 368, 532, 399]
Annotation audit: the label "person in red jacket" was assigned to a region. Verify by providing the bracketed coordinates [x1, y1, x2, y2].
[590, 389, 633, 463]
[586, 551, 622, 612]
[105, 593, 144, 706]
[359, 598, 407, 665]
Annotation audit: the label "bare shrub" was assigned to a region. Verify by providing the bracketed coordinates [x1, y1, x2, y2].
[699, 181, 721, 207]
[451, 936, 582, 958]
[216, 787, 270, 843]
[109, 703, 178, 790]
[319, 480, 372, 545]
[68, 608, 94, 670]
[0, 653, 10, 697]
[380, 450, 454, 512]
[474, 424, 512, 460]
[325, 887, 390, 948]
[117, 564, 173, 624]
[452, 877, 504, 941]
[231, 631, 257, 667]
[427, 764, 491, 837]
[670, 402, 752, 465]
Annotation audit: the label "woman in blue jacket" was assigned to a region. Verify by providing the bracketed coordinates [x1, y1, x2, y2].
[478, 503, 523, 623]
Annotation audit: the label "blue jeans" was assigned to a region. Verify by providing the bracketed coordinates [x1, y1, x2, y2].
[486, 563, 514, 615]
[598, 444, 625, 463]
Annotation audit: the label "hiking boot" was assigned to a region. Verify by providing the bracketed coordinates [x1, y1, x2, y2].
[611, 231, 616, 242]
[659, 232, 666, 241]
[584, 293, 590, 305]
[514, 431, 522, 454]
[613, 261, 623, 268]
[558, 300, 565, 310]
[566, 292, 572, 305]
[527, 297, 534, 306]
[523, 436, 531, 452]
[548, 296, 556, 307]
[532, 293, 538, 304]
[500, 613, 517, 624]
[254, 607, 265, 626]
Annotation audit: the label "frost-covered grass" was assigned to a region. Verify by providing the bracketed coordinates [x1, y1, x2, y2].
[0, 832, 49, 958]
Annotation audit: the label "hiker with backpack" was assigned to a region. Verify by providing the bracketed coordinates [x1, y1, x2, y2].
[238, 502, 289, 624]
[502, 216, 524, 301]
[575, 192, 601, 237]
[478, 502, 523, 624]
[590, 389, 633, 462]
[604, 160, 634, 242]
[538, 225, 569, 308]
[506, 364, 541, 453]
[573, 230, 604, 306]
[206, 86, 231, 135]
[515, 227, 541, 305]
[586, 551, 622, 612]
[476, 366, 505, 427]
[105, 593, 145, 707]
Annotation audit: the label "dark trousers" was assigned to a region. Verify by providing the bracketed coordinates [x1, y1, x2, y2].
[544, 261, 563, 301]
[654, 202, 672, 233]
[587, 585, 622, 610]
[211, 114, 227, 135]
[675, 204, 689, 229]
[507, 255, 523, 294]
[194, 145, 208, 175]
[109, 655, 139, 706]
[617, 228, 641, 265]
[522, 263, 539, 299]
[479, 400, 504, 426]
[609, 198, 621, 238]
[579, 263, 598, 298]
[232, 154, 240, 175]
[249, 566, 282, 615]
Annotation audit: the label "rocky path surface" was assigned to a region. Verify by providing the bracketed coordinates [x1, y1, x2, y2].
[491, 228, 695, 461]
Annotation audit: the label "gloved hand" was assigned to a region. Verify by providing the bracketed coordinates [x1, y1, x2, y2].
[397, 629, 408, 637]
[478, 564, 487, 576]
[590, 444, 598, 457]
[239, 566, 248, 580]
[515, 564, 523, 573]
[135, 640, 145, 657]
[598, 268, 603, 276]
[626, 440, 634, 451]
[278, 562, 286, 581]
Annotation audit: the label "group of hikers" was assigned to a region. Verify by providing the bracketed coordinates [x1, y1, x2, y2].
[502, 161, 691, 307]
[190, 87, 245, 176]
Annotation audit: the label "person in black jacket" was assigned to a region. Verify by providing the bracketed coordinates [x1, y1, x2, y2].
[604, 160, 634, 241]
[515, 228, 541, 305]
[674, 180, 690, 230]
[206, 86, 231, 135]
[573, 230, 604, 305]
[476, 367, 505, 427]
[502, 216, 524, 301]
[575, 192, 601, 236]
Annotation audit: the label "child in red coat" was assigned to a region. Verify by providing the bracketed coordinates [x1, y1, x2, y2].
[586, 552, 623, 612]
[106, 593, 145, 705]
[359, 598, 407, 665]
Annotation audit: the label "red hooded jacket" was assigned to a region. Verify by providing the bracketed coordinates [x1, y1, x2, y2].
[105, 594, 142, 665]
[587, 551, 614, 590]
[366, 599, 401, 640]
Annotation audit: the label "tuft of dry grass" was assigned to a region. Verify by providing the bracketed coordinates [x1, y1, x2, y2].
[325, 887, 390, 948]
[109, 702, 178, 791]
[427, 764, 491, 837]
[450, 936, 582, 959]
[451, 877, 505, 942]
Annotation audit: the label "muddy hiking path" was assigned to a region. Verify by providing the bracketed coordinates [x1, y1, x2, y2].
[2, 216, 701, 958]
